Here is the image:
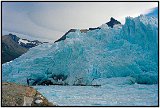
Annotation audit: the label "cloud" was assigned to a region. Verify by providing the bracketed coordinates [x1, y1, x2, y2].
[2, 2, 158, 42]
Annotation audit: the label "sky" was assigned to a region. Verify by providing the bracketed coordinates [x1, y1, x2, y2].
[2, 2, 158, 42]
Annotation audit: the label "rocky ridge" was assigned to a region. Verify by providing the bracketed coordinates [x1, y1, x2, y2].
[2, 82, 56, 106]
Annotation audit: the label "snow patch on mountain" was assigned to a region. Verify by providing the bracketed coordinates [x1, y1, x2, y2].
[18, 39, 31, 44]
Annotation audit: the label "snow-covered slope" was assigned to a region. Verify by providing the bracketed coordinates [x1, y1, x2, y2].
[18, 38, 43, 48]
[2, 15, 158, 86]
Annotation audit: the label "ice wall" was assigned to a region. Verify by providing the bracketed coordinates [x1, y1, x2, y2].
[2, 15, 158, 85]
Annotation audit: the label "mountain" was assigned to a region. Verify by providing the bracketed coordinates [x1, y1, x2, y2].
[106, 17, 121, 28]
[55, 17, 121, 43]
[2, 15, 158, 86]
[55, 29, 77, 43]
[2, 34, 44, 64]
[18, 38, 43, 48]
[55, 29, 90, 43]
[2, 34, 28, 64]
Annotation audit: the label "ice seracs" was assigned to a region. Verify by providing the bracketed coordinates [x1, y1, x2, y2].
[2, 15, 158, 86]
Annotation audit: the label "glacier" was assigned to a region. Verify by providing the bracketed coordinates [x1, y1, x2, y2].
[2, 15, 158, 86]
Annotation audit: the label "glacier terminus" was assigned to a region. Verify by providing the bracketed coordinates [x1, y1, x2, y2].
[2, 15, 158, 106]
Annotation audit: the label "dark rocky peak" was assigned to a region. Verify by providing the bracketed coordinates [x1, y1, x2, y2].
[55, 29, 77, 43]
[55, 18, 121, 43]
[89, 27, 101, 31]
[106, 17, 121, 28]
[55, 29, 90, 43]
[8, 33, 20, 43]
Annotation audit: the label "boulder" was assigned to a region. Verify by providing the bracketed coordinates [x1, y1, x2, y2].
[80, 29, 89, 33]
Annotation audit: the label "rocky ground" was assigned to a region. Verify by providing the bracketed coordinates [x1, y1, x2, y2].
[2, 82, 56, 106]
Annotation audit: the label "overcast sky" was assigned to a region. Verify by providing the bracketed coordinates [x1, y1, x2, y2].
[2, 2, 158, 42]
